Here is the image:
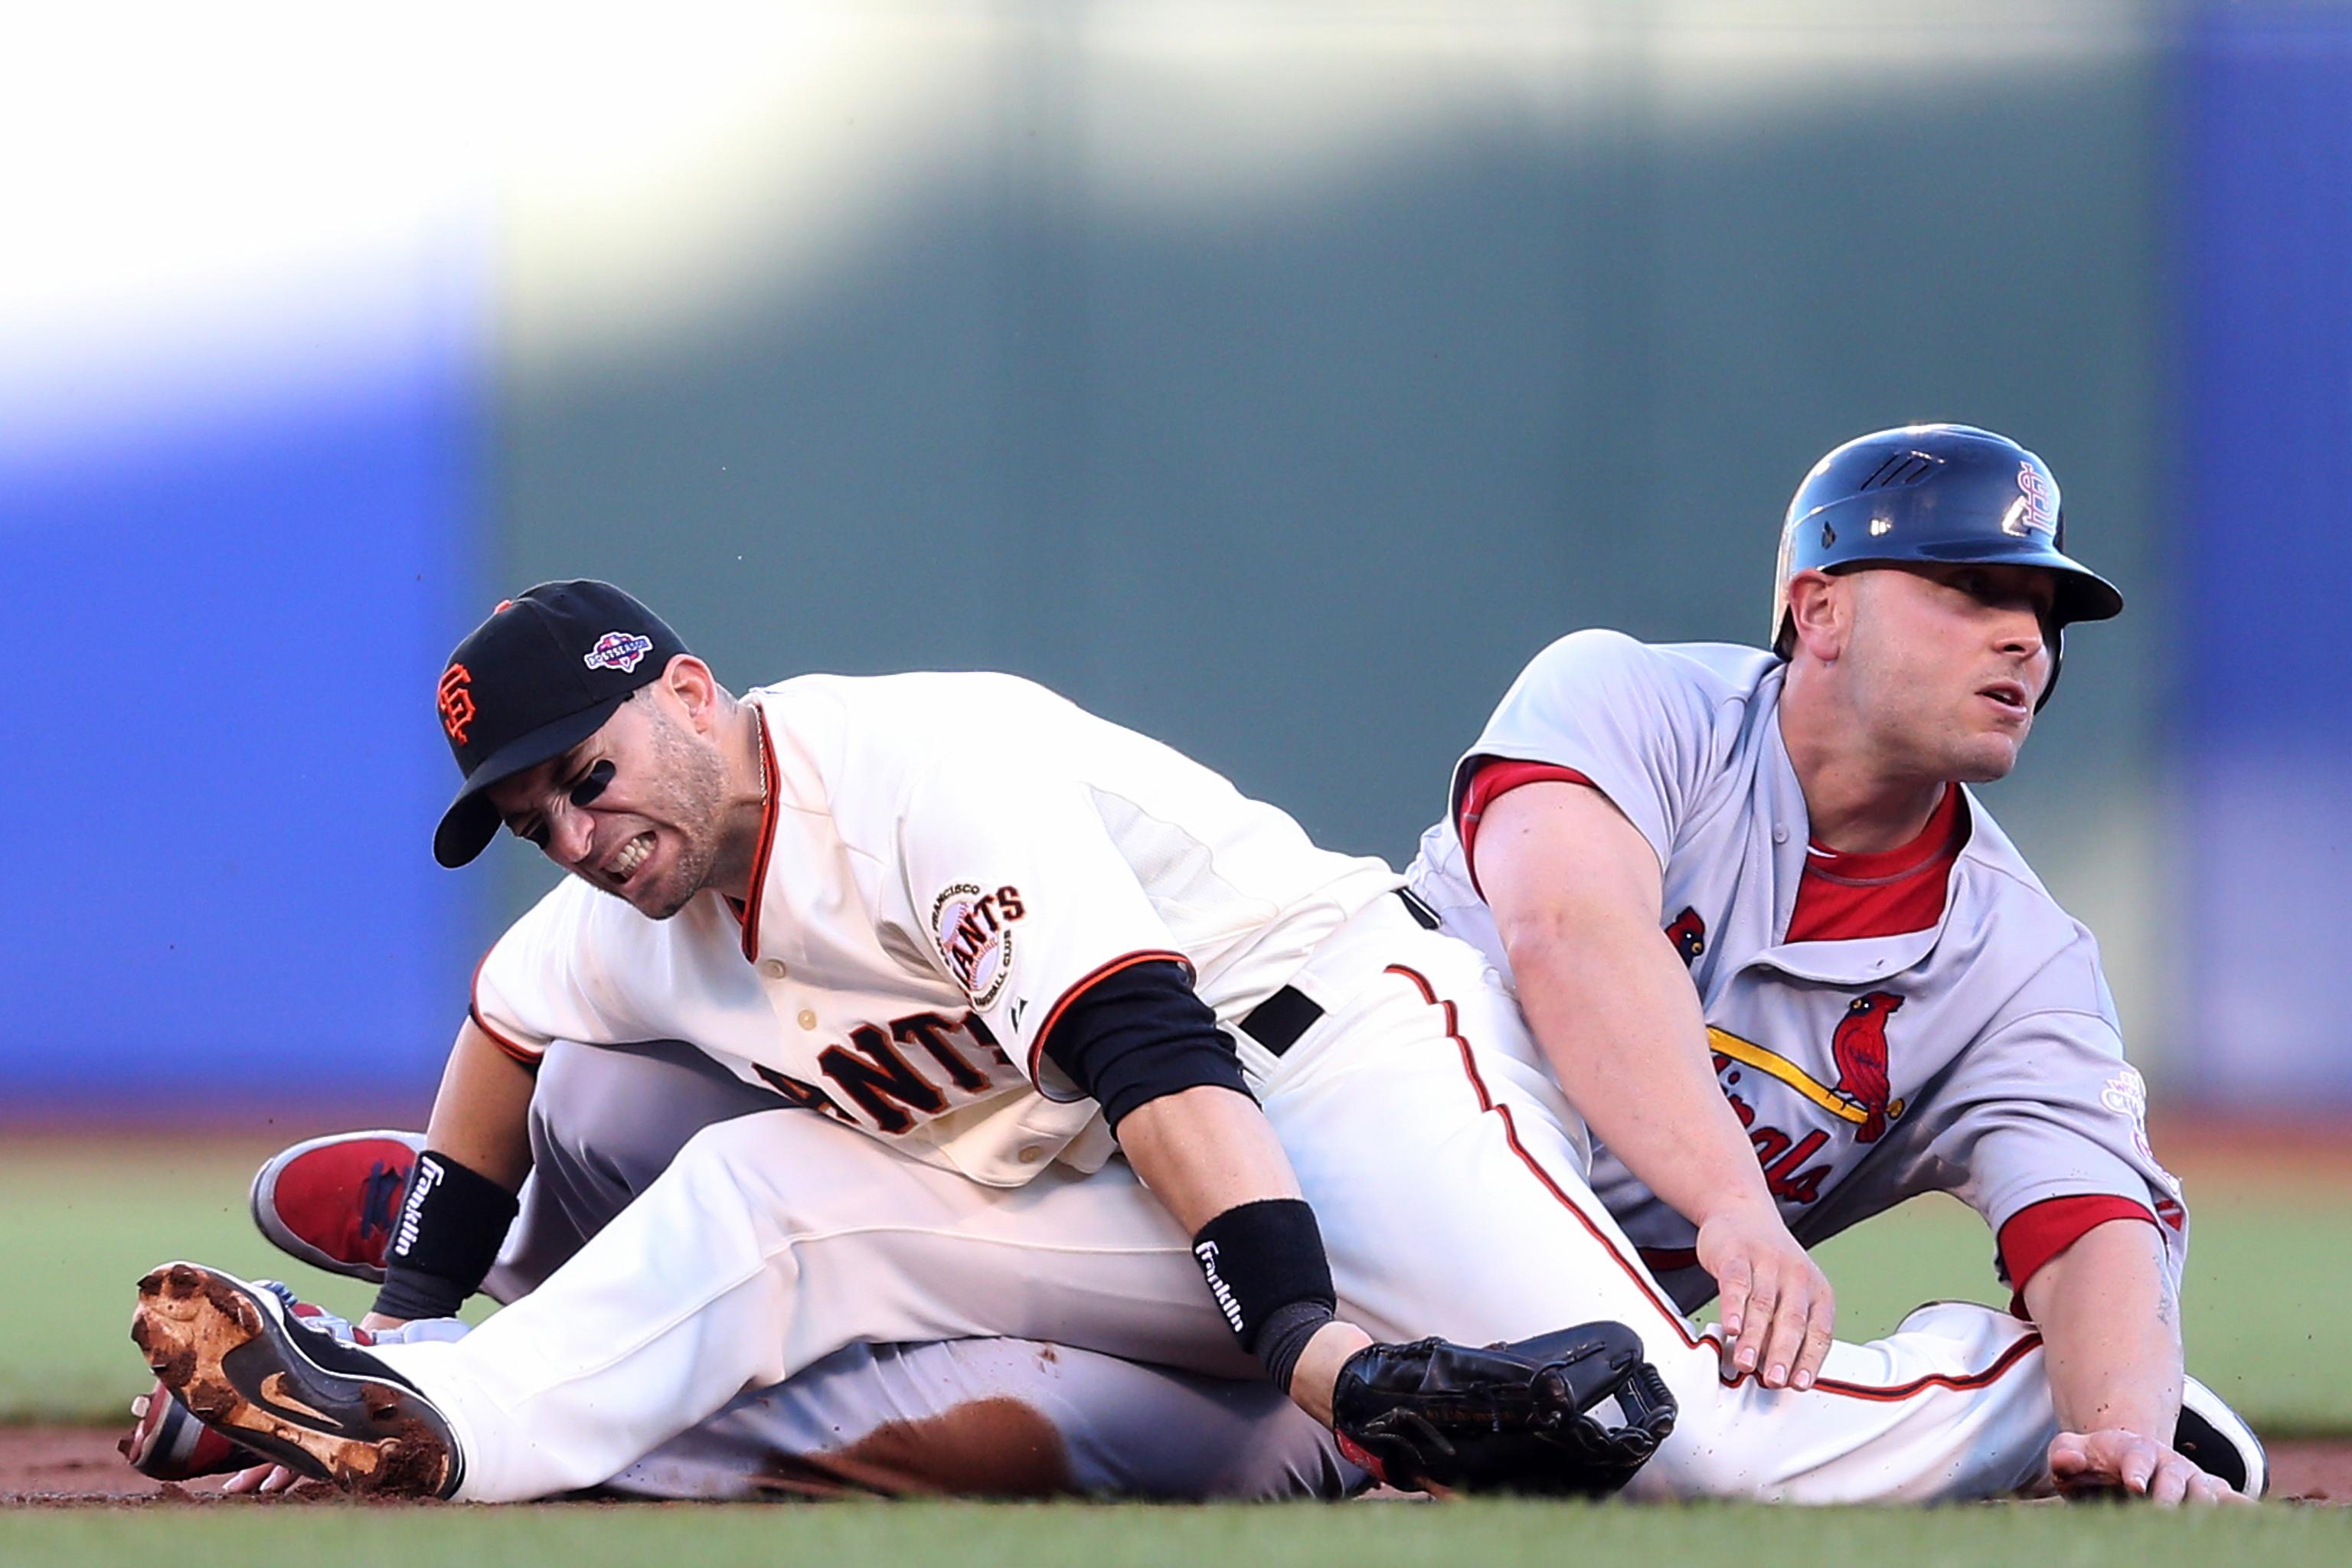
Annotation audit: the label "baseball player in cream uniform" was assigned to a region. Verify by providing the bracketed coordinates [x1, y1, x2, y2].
[139, 571, 2224, 1504]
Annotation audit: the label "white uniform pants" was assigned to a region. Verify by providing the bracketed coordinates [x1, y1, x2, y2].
[483, 1037, 1350, 1501]
[1262, 907, 2056, 1502]
[374, 901, 2057, 1503]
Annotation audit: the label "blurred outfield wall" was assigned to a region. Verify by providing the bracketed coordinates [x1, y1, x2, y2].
[4, 2, 2346, 1115]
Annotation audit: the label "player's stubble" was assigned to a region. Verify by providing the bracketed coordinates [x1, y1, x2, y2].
[606, 700, 733, 921]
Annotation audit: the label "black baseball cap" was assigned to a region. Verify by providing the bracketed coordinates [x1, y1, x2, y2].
[432, 580, 691, 868]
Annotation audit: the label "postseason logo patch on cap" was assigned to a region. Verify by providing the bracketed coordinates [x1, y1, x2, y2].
[583, 631, 656, 674]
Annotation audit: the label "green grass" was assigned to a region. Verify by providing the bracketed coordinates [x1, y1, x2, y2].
[2, 1135, 2344, 1432]
[1, 1498, 2347, 1567]
[0, 1137, 475, 1425]
[1810, 1183, 2350, 1435]
[2, 1136, 2342, 1561]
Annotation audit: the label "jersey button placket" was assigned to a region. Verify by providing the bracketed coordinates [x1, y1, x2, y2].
[760, 959, 789, 980]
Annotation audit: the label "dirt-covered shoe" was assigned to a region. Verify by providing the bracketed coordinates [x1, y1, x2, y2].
[249, 1130, 425, 1282]
[130, 1261, 460, 1498]
[119, 1378, 263, 1480]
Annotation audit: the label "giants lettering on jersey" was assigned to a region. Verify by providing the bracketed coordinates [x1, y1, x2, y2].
[750, 1009, 1011, 1135]
[1702, 992, 1909, 1205]
[930, 884, 1027, 1008]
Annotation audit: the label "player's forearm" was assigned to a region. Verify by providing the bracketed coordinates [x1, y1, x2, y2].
[1509, 916, 1775, 1228]
[364, 1021, 537, 1328]
[1116, 1086, 1370, 1423]
[2020, 1218, 2181, 1439]
[423, 1018, 537, 1193]
[1114, 1084, 1303, 1231]
[1475, 782, 1775, 1230]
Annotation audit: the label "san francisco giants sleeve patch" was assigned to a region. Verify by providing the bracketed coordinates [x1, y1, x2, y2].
[930, 883, 1027, 1008]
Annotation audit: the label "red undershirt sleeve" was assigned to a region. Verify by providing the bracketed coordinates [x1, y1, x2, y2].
[1997, 1193, 2161, 1318]
[1455, 759, 1596, 896]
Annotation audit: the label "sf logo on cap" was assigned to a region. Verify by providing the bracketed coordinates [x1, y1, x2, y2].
[584, 631, 655, 674]
[438, 664, 477, 744]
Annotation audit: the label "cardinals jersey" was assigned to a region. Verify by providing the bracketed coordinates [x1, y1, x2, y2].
[473, 672, 1400, 1187]
[1406, 631, 2187, 1311]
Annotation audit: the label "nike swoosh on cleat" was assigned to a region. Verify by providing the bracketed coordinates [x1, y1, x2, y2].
[257, 1371, 338, 1427]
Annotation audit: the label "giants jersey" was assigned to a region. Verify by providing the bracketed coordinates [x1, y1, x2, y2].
[474, 672, 1401, 1187]
[1406, 631, 2187, 1311]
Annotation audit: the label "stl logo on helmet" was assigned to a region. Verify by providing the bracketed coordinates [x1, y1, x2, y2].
[2007, 462, 2059, 539]
[930, 883, 1027, 1008]
[583, 631, 655, 674]
[438, 664, 477, 745]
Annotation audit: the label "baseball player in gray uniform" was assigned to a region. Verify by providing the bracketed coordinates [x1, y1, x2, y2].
[133, 564, 2243, 1505]
[1406, 423, 2255, 1502]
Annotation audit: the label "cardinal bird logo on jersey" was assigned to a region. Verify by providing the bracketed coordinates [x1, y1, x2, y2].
[1828, 991, 1903, 1144]
[1664, 907, 1707, 964]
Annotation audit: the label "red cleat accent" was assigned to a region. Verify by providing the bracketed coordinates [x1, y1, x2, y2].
[249, 1131, 425, 1282]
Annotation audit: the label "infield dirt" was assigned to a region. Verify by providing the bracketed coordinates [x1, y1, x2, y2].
[5, 1426, 2349, 1508]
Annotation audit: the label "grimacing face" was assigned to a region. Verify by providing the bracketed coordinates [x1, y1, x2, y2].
[1835, 562, 2060, 785]
[484, 691, 732, 920]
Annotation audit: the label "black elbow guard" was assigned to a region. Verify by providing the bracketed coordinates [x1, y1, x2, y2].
[1040, 959, 1250, 1129]
[369, 1149, 519, 1321]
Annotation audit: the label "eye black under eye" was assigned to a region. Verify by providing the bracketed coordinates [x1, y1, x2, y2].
[568, 759, 616, 808]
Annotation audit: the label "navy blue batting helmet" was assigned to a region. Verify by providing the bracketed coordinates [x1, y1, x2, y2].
[1769, 424, 2124, 707]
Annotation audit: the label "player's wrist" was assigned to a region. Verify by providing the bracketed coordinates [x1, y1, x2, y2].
[368, 1148, 518, 1321]
[1288, 1320, 1373, 1427]
[1188, 1197, 1341, 1396]
[1691, 1186, 1784, 1232]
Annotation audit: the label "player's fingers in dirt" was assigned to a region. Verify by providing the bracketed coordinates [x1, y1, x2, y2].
[220, 1462, 297, 1494]
[2150, 1449, 2248, 1507]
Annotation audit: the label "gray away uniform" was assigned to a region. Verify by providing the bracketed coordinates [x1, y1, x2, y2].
[1406, 629, 2187, 1312]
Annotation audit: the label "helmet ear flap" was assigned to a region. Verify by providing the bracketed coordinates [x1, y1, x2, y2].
[2034, 629, 2066, 712]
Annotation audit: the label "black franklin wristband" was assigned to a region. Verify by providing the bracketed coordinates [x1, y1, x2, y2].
[368, 1149, 518, 1321]
[1191, 1197, 1339, 1392]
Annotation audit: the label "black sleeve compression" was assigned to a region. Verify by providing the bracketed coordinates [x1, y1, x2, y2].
[1037, 958, 1252, 1131]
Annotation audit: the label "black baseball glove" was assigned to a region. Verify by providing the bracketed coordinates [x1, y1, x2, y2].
[1331, 1321, 1677, 1496]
